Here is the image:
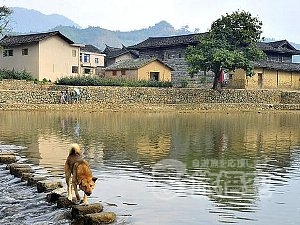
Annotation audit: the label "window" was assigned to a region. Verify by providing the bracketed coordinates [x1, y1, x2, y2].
[150, 72, 159, 81]
[22, 48, 28, 56]
[3, 49, 13, 57]
[72, 50, 77, 57]
[112, 71, 117, 76]
[72, 66, 78, 73]
[95, 58, 99, 64]
[178, 53, 182, 58]
[83, 54, 90, 63]
[121, 70, 126, 75]
[84, 68, 91, 74]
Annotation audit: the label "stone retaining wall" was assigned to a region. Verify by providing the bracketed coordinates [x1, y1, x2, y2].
[0, 80, 300, 111]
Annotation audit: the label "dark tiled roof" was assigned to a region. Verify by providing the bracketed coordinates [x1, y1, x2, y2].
[103, 45, 121, 53]
[105, 58, 173, 71]
[0, 31, 74, 47]
[81, 44, 102, 54]
[128, 33, 205, 49]
[253, 60, 300, 72]
[269, 40, 292, 48]
[128, 33, 300, 56]
[257, 40, 300, 55]
[103, 45, 139, 59]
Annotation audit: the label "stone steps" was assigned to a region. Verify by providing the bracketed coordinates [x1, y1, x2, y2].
[0, 151, 117, 225]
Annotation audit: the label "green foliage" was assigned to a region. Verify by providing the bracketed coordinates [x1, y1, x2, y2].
[55, 76, 173, 88]
[186, 10, 266, 89]
[180, 78, 188, 88]
[0, 69, 34, 81]
[210, 10, 263, 48]
[0, 6, 12, 34]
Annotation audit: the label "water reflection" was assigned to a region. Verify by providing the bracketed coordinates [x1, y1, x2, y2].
[0, 111, 300, 224]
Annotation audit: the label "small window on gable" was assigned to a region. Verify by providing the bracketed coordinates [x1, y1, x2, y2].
[22, 48, 28, 56]
[72, 49, 77, 57]
[178, 53, 182, 58]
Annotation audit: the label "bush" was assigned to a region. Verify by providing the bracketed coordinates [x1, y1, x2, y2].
[180, 78, 188, 88]
[0, 69, 34, 81]
[55, 76, 173, 88]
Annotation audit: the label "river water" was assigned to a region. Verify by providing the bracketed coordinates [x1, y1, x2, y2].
[0, 111, 300, 225]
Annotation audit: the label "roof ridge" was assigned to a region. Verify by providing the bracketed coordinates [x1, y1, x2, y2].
[147, 33, 202, 40]
[4, 30, 60, 38]
[0, 31, 74, 46]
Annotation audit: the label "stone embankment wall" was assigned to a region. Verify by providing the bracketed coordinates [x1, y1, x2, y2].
[0, 80, 300, 111]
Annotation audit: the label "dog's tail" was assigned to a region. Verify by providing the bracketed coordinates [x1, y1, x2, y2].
[69, 143, 81, 156]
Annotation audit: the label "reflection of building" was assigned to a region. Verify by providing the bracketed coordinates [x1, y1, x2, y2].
[38, 136, 69, 174]
[136, 135, 171, 160]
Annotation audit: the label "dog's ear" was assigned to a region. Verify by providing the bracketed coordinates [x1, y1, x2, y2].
[92, 177, 98, 182]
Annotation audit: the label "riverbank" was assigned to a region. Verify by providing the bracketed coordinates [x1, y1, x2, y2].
[1, 102, 300, 112]
[1, 80, 300, 112]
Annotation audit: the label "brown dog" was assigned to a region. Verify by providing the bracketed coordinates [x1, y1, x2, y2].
[64, 143, 97, 205]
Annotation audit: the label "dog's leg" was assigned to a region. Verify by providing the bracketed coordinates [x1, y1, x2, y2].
[68, 178, 73, 201]
[83, 193, 88, 205]
[65, 164, 73, 201]
[73, 179, 81, 201]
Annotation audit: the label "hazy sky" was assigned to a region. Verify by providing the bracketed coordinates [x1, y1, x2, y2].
[0, 0, 299, 42]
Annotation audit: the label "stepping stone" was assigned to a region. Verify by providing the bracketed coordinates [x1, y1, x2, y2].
[8, 163, 33, 177]
[46, 188, 67, 203]
[84, 212, 117, 224]
[0, 153, 16, 164]
[12, 167, 34, 177]
[57, 196, 73, 208]
[71, 203, 103, 219]
[21, 172, 32, 182]
[27, 175, 47, 186]
[37, 180, 63, 193]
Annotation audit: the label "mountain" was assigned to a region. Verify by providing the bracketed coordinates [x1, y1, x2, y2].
[8, 7, 81, 33]
[7, 7, 192, 50]
[52, 21, 192, 50]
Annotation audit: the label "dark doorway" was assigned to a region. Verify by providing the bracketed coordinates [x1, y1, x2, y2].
[150, 72, 159, 81]
[258, 73, 263, 88]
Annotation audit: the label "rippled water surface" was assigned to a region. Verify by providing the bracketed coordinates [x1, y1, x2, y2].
[0, 111, 300, 225]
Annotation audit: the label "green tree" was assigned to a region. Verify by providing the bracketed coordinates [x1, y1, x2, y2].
[186, 10, 266, 90]
[0, 6, 12, 34]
